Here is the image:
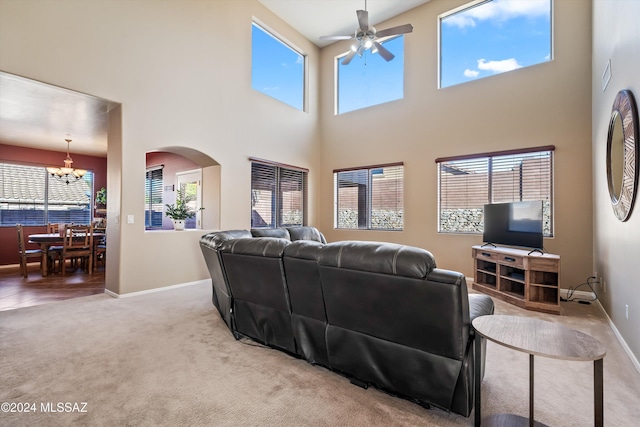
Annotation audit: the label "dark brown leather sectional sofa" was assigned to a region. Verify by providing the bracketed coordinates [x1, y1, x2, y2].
[199, 226, 494, 416]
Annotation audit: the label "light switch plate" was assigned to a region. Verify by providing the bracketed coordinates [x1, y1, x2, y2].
[127, 215, 134, 224]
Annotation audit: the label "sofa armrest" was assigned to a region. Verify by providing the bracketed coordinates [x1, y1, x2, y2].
[200, 230, 252, 250]
[468, 293, 494, 324]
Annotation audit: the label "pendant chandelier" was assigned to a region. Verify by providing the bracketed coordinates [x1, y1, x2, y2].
[46, 138, 87, 184]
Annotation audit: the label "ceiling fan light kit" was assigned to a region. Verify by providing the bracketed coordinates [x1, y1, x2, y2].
[320, 2, 413, 65]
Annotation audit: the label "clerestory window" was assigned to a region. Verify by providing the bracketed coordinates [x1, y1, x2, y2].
[336, 36, 405, 114]
[439, 0, 552, 88]
[251, 22, 305, 111]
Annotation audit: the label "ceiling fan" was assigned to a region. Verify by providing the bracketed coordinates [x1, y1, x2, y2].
[320, 1, 413, 65]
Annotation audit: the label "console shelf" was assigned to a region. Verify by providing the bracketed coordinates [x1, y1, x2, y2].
[472, 245, 560, 314]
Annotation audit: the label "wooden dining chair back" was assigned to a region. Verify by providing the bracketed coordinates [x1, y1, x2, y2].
[94, 235, 107, 270]
[16, 224, 42, 277]
[47, 223, 61, 234]
[58, 224, 94, 276]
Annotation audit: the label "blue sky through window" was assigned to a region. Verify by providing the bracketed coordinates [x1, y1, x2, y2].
[440, 0, 551, 88]
[337, 36, 405, 114]
[252, 23, 304, 110]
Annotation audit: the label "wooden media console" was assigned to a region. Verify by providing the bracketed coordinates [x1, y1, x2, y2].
[472, 245, 560, 314]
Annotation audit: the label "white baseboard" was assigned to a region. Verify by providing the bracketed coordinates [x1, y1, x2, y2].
[559, 288, 596, 300]
[104, 279, 209, 299]
[468, 282, 640, 374]
[594, 299, 640, 374]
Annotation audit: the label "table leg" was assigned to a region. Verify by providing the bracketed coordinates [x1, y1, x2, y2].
[475, 335, 482, 427]
[530, 354, 534, 427]
[39, 243, 49, 277]
[594, 358, 603, 427]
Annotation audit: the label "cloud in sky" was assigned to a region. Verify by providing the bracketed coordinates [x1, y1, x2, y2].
[464, 69, 480, 78]
[477, 58, 522, 73]
[444, 0, 549, 28]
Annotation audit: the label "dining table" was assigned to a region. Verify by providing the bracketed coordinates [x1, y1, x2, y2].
[28, 232, 105, 277]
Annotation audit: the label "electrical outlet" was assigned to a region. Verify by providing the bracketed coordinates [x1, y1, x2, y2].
[626, 304, 629, 320]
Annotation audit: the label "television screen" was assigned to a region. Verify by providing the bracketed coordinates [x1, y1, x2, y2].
[483, 201, 544, 250]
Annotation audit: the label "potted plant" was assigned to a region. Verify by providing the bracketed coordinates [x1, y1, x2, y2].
[165, 189, 202, 230]
[95, 187, 107, 208]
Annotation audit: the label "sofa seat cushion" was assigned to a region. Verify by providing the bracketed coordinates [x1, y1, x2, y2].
[318, 241, 436, 279]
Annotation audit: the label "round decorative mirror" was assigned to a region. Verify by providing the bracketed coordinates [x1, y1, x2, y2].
[607, 90, 639, 221]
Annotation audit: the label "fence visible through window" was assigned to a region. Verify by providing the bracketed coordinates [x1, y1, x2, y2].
[436, 147, 554, 235]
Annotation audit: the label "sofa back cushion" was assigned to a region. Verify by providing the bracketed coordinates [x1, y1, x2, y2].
[283, 240, 329, 365]
[318, 241, 435, 278]
[283, 240, 326, 321]
[251, 228, 291, 240]
[220, 237, 295, 353]
[199, 230, 252, 330]
[318, 241, 467, 359]
[286, 226, 327, 243]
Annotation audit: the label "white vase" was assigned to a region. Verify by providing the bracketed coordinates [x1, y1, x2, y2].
[173, 219, 185, 231]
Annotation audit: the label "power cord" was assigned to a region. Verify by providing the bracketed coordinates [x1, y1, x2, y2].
[561, 276, 599, 304]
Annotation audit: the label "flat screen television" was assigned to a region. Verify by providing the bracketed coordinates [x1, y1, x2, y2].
[482, 201, 544, 251]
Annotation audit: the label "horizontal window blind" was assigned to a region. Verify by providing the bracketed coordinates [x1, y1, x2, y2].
[0, 162, 93, 226]
[436, 147, 554, 235]
[145, 167, 163, 229]
[251, 160, 307, 228]
[334, 163, 403, 230]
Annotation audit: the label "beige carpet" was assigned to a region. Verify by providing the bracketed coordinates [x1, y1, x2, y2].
[1, 281, 639, 426]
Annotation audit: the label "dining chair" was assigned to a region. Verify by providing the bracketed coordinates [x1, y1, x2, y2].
[46, 223, 66, 271]
[55, 224, 94, 276]
[16, 224, 42, 277]
[94, 235, 106, 270]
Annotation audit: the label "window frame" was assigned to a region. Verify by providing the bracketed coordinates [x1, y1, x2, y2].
[335, 35, 406, 115]
[144, 165, 164, 230]
[435, 146, 554, 236]
[251, 21, 306, 111]
[250, 158, 308, 229]
[0, 161, 94, 226]
[438, 0, 553, 89]
[333, 162, 404, 231]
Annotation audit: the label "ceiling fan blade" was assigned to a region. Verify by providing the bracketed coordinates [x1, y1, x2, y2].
[341, 50, 358, 65]
[375, 23, 414, 38]
[319, 35, 353, 41]
[373, 41, 395, 62]
[356, 9, 368, 31]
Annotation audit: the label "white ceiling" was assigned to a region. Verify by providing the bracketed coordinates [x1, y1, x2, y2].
[0, 1, 429, 157]
[0, 72, 117, 156]
[259, 0, 430, 48]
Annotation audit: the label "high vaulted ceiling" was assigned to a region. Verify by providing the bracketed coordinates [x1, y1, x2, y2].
[0, 1, 430, 157]
[258, 0, 430, 48]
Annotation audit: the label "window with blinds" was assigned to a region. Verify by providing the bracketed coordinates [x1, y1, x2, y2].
[250, 160, 307, 228]
[0, 162, 94, 226]
[436, 146, 554, 235]
[334, 163, 404, 230]
[145, 167, 163, 229]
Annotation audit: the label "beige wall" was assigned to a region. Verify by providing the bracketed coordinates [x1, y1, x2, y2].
[318, 0, 594, 289]
[0, 0, 321, 294]
[592, 0, 640, 362]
